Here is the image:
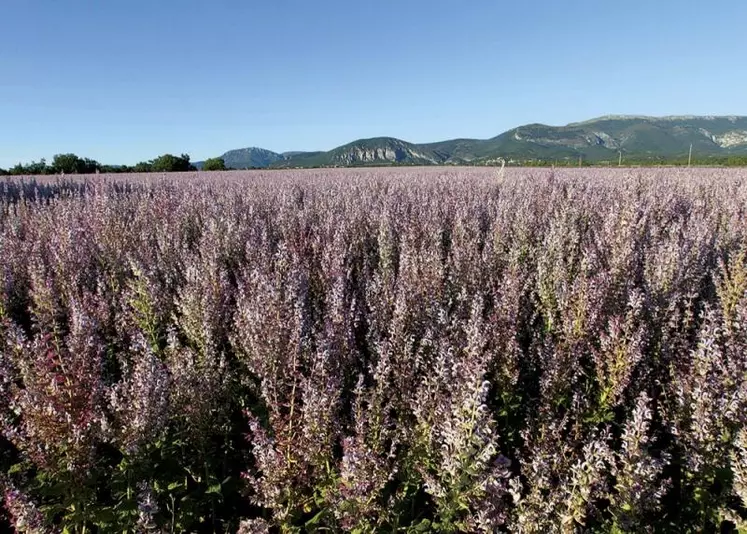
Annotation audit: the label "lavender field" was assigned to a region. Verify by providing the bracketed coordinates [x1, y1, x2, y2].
[1, 167, 747, 533]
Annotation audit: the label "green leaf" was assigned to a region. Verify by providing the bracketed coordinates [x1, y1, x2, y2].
[168, 481, 186, 491]
[7, 463, 25, 475]
[410, 519, 433, 533]
[304, 508, 327, 528]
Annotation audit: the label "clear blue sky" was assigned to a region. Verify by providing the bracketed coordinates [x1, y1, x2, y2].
[1, 0, 746, 167]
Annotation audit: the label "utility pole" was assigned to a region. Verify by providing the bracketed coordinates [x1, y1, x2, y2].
[688, 144, 693, 167]
[618, 150, 623, 167]
[578, 155, 582, 167]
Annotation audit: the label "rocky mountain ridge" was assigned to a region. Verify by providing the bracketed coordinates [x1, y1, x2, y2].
[200, 115, 747, 168]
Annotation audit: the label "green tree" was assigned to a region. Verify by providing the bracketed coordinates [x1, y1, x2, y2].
[201, 157, 227, 171]
[133, 161, 153, 173]
[101, 165, 133, 173]
[0, 167, 8, 176]
[150, 153, 195, 172]
[51, 153, 101, 174]
[52, 153, 83, 174]
[9, 163, 25, 175]
[82, 157, 101, 173]
[10, 159, 50, 175]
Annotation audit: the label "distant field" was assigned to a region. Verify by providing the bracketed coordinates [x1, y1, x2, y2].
[2, 167, 747, 532]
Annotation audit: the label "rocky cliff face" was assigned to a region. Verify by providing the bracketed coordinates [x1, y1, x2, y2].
[334, 147, 404, 164]
[710, 130, 747, 148]
[327, 138, 442, 165]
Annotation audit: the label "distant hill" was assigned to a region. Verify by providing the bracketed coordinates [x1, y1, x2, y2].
[194, 147, 284, 169]
[281, 151, 316, 158]
[494, 115, 747, 162]
[271, 138, 444, 168]
[200, 116, 747, 168]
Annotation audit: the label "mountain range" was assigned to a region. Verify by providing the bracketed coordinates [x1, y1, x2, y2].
[194, 115, 747, 169]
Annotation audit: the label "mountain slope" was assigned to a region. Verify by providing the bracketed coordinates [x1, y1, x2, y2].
[417, 138, 486, 163]
[193, 147, 285, 169]
[273, 137, 447, 168]
[219, 147, 284, 169]
[325, 137, 444, 165]
[487, 116, 747, 162]
[204, 116, 747, 169]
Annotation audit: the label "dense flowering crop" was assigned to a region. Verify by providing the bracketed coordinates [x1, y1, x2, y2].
[1, 167, 747, 532]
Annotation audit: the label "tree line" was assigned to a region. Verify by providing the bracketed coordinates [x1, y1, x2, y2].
[4, 152, 747, 176]
[0, 153, 228, 175]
